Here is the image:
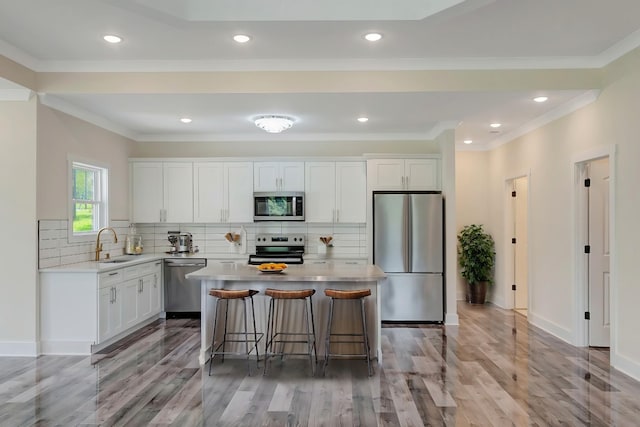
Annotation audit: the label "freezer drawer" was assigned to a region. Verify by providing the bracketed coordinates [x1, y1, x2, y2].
[380, 273, 443, 322]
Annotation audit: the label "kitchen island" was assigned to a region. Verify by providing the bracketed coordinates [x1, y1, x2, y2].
[187, 263, 386, 365]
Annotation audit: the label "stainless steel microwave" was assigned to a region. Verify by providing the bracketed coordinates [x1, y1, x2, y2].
[253, 192, 304, 221]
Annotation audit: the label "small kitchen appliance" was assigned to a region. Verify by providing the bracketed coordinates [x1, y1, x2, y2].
[248, 234, 305, 264]
[253, 192, 305, 221]
[168, 231, 194, 253]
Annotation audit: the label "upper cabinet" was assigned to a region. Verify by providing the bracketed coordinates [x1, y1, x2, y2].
[305, 161, 366, 223]
[131, 162, 193, 223]
[194, 162, 253, 223]
[254, 162, 305, 192]
[367, 158, 440, 191]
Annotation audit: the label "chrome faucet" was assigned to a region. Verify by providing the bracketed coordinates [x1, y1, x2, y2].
[95, 227, 118, 261]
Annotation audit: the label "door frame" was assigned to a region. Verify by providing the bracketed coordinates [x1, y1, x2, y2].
[572, 145, 617, 348]
[503, 171, 531, 311]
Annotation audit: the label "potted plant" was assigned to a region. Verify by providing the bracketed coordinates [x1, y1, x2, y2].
[457, 224, 496, 304]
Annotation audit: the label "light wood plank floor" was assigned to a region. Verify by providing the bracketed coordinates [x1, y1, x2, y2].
[1, 302, 639, 426]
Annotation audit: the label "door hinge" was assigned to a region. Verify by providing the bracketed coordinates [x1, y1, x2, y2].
[512, 284, 516, 291]
[512, 238, 516, 244]
[584, 245, 591, 254]
[584, 178, 591, 187]
[584, 311, 591, 320]
[511, 190, 517, 197]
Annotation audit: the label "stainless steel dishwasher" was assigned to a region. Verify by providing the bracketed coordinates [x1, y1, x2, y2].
[164, 258, 207, 318]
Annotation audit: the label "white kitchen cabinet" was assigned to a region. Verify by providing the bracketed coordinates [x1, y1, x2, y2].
[305, 161, 366, 223]
[367, 158, 440, 190]
[131, 162, 193, 223]
[254, 161, 304, 192]
[40, 258, 165, 355]
[194, 162, 253, 223]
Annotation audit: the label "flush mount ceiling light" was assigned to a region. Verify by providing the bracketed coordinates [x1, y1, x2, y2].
[490, 123, 502, 128]
[254, 115, 295, 133]
[103, 34, 122, 44]
[233, 34, 251, 43]
[533, 96, 549, 103]
[357, 117, 369, 123]
[364, 32, 382, 42]
[180, 117, 192, 123]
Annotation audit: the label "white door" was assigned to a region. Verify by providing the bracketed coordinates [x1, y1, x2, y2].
[514, 177, 529, 311]
[225, 162, 253, 223]
[150, 267, 162, 314]
[253, 162, 279, 191]
[163, 162, 193, 223]
[193, 162, 225, 223]
[335, 162, 366, 223]
[588, 157, 610, 347]
[305, 162, 336, 222]
[280, 162, 305, 191]
[138, 275, 153, 320]
[366, 159, 405, 190]
[98, 287, 113, 341]
[122, 279, 139, 330]
[131, 162, 163, 223]
[405, 159, 440, 190]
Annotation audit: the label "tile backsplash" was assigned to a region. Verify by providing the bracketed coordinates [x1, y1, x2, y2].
[38, 220, 367, 268]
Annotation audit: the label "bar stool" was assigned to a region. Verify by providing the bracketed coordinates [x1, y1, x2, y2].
[323, 288, 373, 376]
[264, 288, 318, 376]
[208, 288, 263, 376]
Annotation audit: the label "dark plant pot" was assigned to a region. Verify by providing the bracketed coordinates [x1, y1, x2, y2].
[467, 281, 488, 304]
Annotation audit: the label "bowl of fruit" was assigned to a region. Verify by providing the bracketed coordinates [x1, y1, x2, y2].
[256, 263, 288, 273]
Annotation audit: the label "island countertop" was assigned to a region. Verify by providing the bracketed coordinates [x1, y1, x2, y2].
[186, 263, 386, 282]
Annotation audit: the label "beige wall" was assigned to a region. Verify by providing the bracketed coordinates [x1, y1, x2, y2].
[37, 102, 134, 220]
[474, 48, 640, 379]
[132, 140, 440, 158]
[0, 97, 37, 353]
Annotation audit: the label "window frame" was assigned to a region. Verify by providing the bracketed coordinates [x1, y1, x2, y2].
[68, 156, 109, 242]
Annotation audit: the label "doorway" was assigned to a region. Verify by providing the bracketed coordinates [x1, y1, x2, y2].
[583, 157, 610, 347]
[507, 176, 529, 316]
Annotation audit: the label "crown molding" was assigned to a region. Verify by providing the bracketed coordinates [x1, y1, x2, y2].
[38, 94, 136, 140]
[0, 88, 33, 101]
[0, 39, 39, 71]
[596, 28, 640, 67]
[134, 131, 438, 143]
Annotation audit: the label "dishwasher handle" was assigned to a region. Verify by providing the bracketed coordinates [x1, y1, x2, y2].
[165, 262, 206, 267]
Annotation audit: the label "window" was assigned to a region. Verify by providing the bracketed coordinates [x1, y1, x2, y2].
[69, 159, 108, 238]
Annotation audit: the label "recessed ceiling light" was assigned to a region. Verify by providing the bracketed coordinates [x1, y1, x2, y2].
[490, 123, 502, 128]
[103, 34, 122, 44]
[233, 34, 251, 43]
[463, 139, 473, 144]
[364, 33, 382, 42]
[533, 96, 549, 103]
[180, 118, 192, 124]
[357, 117, 369, 123]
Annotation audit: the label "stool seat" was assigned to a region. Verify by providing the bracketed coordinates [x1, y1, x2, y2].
[265, 288, 316, 299]
[209, 289, 259, 299]
[324, 288, 371, 299]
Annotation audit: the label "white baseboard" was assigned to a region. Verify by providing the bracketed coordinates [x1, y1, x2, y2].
[611, 351, 640, 382]
[40, 340, 92, 355]
[0, 341, 38, 357]
[528, 312, 573, 344]
[445, 313, 459, 326]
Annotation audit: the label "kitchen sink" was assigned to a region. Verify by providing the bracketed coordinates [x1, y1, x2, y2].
[99, 255, 140, 264]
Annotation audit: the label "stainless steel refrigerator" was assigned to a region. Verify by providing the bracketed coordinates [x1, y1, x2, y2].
[373, 192, 444, 322]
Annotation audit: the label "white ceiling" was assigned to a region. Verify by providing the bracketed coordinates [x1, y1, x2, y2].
[1, 0, 639, 149]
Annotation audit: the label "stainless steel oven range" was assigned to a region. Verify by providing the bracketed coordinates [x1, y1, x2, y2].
[248, 234, 305, 265]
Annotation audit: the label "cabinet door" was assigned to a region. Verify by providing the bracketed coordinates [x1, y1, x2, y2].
[150, 265, 162, 315]
[253, 162, 279, 192]
[163, 162, 193, 223]
[194, 162, 225, 223]
[122, 279, 139, 330]
[225, 162, 254, 223]
[335, 162, 366, 223]
[367, 159, 405, 190]
[405, 159, 440, 190]
[280, 162, 305, 191]
[305, 162, 336, 223]
[138, 275, 153, 320]
[131, 162, 163, 223]
[98, 287, 113, 341]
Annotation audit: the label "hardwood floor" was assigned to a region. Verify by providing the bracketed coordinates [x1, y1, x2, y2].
[1, 303, 639, 426]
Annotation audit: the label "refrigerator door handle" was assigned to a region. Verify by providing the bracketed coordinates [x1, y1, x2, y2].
[407, 195, 412, 272]
[403, 194, 410, 272]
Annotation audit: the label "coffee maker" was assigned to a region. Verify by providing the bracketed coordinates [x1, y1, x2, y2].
[168, 231, 193, 253]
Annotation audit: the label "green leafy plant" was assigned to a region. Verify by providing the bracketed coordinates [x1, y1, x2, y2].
[457, 224, 496, 285]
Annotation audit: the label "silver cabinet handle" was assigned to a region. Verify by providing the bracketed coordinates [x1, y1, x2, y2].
[108, 272, 118, 276]
[405, 176, 409, 188]
[401, 176, 404, 187]
[139, 278, 143, 293]
[336, 209, 339, 223]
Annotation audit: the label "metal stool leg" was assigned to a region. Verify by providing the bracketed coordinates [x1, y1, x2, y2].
[309, 296, 318, 366]
[250, 295, 260, 367]
[264, 297, 275, 375]
[221, 299, 229, 363]
[323, 297, 334, 375]
[208, 297, 221, 376]
[304, 297, 315, 376]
